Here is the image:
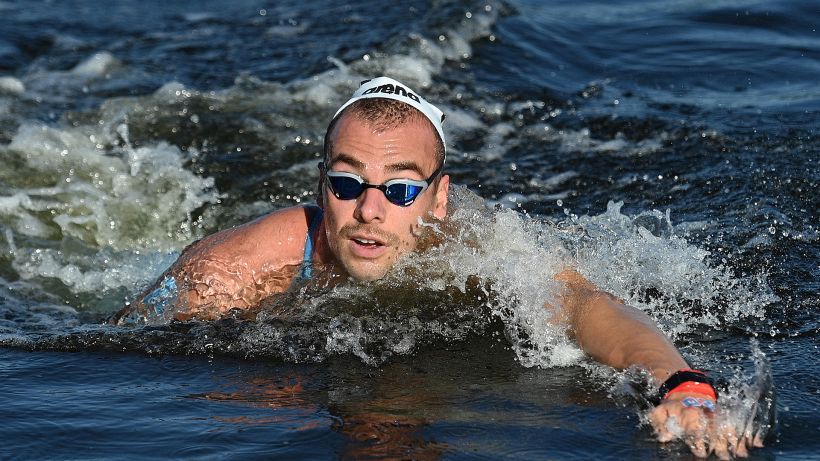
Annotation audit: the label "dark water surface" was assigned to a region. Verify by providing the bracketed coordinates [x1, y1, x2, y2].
[0, 0, 817, 459]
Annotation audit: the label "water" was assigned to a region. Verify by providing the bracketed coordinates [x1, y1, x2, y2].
[0, 0, 817, 459]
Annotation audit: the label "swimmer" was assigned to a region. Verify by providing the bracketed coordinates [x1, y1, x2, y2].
[112, 76, 763, 459]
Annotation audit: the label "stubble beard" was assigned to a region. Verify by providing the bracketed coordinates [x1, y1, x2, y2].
[333, 223, 409, 281]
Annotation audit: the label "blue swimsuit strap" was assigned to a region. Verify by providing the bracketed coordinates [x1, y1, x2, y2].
[298, 205, 323, 281]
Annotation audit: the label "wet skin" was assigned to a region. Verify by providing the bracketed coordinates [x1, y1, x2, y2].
[319, 114, 449, 281]
[113, 109, 760, 460]
[110, 112, 449, 322]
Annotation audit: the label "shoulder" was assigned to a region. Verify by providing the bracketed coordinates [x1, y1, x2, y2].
[179, 205, 318, 271]
[246, 205, 317, 241]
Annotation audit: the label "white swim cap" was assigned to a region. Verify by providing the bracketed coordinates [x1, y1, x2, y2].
[332, 77, 446, 154]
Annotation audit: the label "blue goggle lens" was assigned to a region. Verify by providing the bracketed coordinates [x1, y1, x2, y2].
[330, 175, 365, 200]
[385, 183, 424, 204]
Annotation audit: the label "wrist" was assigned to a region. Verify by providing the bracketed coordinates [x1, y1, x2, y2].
[652, 368, 718, 404]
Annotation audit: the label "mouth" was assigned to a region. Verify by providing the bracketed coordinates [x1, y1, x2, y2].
[349, 234, 389, 257]
[351, 235, 385, 247]
[338, 223, 399, 262]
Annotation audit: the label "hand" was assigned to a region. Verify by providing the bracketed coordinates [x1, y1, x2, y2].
[649, 392, 764, 459]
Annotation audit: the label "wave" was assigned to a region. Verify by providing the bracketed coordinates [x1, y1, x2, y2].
[1, 187, 774, 369]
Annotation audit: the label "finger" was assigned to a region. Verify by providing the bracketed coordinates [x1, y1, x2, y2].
[712, 444, 732, 461]
[749, 425, 767, 448]
[680, 408, 708, 438]
[736, 400, 763, 451]
[710, 427, 731, 460]
[680, 410, 709, 458]
[687, 435, 709, 459]
[734, 436, 750, 458]
[715, 427, 747, 459]
[649, 406, 676, 442]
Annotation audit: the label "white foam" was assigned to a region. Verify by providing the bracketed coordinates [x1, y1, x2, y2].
[182, 12, 216, 22]
[259, 0, 501, 131]
[1, 115, 219, 310]
[52, 34, 87, 50]
[0, 76, 25, 95]
[482, 123, 515, 160]
[13, 246, 176, 296]
[391, 186, 581, 368]
[152, 81, 192, 103]
[298, 75, 345, 107]
[441, 107, 484, 133]
[5, 121, 219, 249]
[377, 187, 774, 368]
[509, 124, 667, 158]
[70, 51, 120, 77]
[376, 55, 436, 89]
[570, 201, 774, 337]
[267, 23, 309, 37]
[529, 171, 579, 190]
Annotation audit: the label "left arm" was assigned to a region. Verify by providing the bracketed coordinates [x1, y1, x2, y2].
[554, 269, 760, 459]
[554, 269, 686, 383]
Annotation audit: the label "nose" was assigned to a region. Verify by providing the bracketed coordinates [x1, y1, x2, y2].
[353, 187, 386, 223]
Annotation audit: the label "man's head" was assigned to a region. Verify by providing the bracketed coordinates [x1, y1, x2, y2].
[319, 77, 450, 281]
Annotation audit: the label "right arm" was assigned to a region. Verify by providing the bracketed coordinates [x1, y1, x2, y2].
[110, 206, 312, 324]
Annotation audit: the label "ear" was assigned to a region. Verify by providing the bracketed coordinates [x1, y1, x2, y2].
[431, 174, 449, 220]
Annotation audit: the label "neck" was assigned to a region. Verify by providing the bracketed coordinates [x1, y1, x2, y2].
[310, 218, 333, 266]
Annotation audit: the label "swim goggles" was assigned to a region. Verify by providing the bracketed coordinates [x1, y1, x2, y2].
[324, 163, 443, 207]
[681, 397, 716, 411]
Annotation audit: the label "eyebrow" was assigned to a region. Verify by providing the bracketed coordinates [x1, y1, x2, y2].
[329, 152, 427, 178]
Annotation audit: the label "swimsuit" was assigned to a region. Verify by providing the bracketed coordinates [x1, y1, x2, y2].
[294, 205, 323, 285]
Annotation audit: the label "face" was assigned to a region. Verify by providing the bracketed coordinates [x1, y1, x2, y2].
[321, 113, 449, 281]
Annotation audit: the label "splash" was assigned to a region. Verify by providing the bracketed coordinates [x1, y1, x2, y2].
[616, 339, 777, 452]
[0, 116, 219, 311]
[567, 201, 775, 338]
[400, 186, 580, 368]
[1, 186, 776, 373]
[0, 0, 775, 371]
[714, 340, 778, 446]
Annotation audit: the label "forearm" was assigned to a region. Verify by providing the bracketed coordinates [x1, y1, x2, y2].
[571, 292, 687, 383]
[556, 270, 687, 383]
